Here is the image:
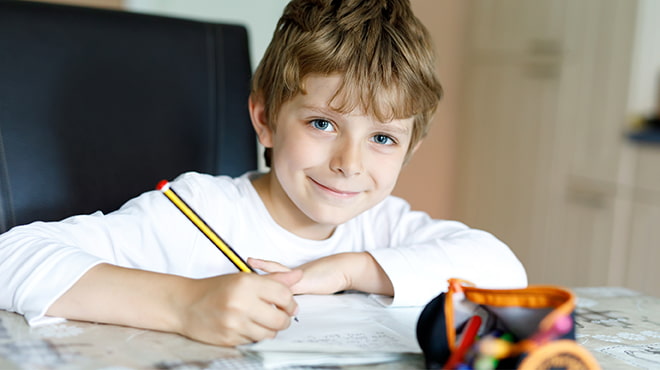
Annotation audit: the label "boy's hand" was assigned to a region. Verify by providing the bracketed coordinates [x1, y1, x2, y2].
[247, 252, 394, 297]
[248, 256, 348, 295]
[177, 270, 302, 346]
[47, 264, 301, 348]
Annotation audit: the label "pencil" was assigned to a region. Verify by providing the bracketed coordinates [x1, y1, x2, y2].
[156, 179, 299, 322]
[156, 180, 255, 273]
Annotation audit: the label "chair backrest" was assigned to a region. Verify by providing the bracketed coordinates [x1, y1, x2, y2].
[0, 1, 256, 232]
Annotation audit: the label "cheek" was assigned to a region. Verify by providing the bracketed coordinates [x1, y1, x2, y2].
[366, 154, 406, 189]
[272, 129, 323, 168]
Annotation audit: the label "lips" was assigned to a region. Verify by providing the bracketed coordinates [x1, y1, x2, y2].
[309, 177, 360, 198]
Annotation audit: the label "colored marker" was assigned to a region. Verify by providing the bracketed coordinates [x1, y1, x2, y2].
[156, 180, 254, 272]
[444, 314, 483, 370]
[530, 314, 572, 344]
[474, 332, 514, 370]
[478, 332, 514, 358]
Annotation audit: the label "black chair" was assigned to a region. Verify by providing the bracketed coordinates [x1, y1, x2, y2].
[0, 1, 256, 233]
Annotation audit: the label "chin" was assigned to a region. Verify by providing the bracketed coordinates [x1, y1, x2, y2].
[305, 206, 366, 226]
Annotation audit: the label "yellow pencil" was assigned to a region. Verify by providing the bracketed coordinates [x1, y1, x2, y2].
[156, 179, 255, 273]
[157, 179, 299, 322]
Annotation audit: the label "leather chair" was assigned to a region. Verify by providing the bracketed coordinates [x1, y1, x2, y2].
[0, 1, 256, 233]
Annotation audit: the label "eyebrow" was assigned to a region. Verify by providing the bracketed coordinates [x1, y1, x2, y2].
[300, 104, 336, 116]
[376, 121, 411, 136]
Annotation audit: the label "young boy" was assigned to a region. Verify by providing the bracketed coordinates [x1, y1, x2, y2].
[0, 0, 526, 347]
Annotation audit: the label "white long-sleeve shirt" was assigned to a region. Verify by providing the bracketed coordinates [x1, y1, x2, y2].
[0, 171, 527, 325]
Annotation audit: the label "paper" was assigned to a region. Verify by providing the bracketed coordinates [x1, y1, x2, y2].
[240, 293, 424, 368]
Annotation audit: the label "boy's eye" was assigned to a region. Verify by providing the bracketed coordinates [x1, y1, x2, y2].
[310, 119, 334, 132]
[372, 134, 395, 145]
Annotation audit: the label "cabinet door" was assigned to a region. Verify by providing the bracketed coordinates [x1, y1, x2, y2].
[468, 0, 566, 57]
[625, 201, 660, 296]
[456, 59, 560, 273]
[560, 1, 638, 184]
[625, 146, 660, 296]
[457, 0, 566, 274]
[456, 0, 638, 286]
[544, 183, 619, 287]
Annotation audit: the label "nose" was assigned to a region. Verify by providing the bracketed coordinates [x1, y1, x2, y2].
[329, 138, 363, 177]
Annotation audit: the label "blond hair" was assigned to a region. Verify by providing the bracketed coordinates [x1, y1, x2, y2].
[252, 0, 443, 164]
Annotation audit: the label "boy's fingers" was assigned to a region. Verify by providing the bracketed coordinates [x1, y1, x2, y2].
[243, 318, 282, 342]
[251, 300, 295, 333]
[259, 273, 301, 317]
[248, 257, 291, 273]
[266, 269, 303, 289]
[222, 316, 279, 345]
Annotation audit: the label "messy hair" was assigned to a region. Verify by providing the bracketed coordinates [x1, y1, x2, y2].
[252, 0, 443, 164]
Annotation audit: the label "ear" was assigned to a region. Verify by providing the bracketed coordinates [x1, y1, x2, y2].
[410, 139, 424, 156]
[403, 139, 424, 165]
[249, 94, 274, 148]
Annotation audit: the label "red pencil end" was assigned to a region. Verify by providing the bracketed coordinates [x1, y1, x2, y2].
[156, 180, 169, 191]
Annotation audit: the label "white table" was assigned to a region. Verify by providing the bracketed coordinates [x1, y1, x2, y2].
[573, 287, 660, 369]
[0, 288, 658, 369]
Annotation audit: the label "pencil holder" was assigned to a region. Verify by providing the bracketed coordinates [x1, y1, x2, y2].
[416, 278, 601, 370]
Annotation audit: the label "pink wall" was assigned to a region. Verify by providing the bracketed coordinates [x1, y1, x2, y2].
[392, 1, 468, 219]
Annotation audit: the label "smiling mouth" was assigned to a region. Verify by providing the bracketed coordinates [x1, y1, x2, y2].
[309, 178, 361, 198]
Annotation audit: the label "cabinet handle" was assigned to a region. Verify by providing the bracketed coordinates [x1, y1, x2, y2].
[525, 61, 560, 79]
[567, 191, 607, 209]
[528, 39, 562, 57]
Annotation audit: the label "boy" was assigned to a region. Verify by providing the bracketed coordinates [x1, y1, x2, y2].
[0, 0, 526, 347]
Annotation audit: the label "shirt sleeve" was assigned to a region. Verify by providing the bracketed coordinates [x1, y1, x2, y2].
[0, 225, 107, 325]
[366, 197, 528, 307]
[0, 173, 206, 325]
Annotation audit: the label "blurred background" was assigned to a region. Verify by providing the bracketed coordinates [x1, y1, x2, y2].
[28, 0, 660, 296]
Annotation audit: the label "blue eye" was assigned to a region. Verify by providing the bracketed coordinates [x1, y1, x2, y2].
[310, 119, 334, 132]
[372, 134, 395, 145]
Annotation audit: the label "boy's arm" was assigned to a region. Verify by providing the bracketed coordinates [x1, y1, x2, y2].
[249, 252, 392, 296]
[249, 198, 527, 305]
[47, 263, 301, 346]
[252, 226, 526, 306]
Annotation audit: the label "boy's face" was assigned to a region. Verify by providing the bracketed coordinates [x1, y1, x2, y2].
[252, 74, 415, 239]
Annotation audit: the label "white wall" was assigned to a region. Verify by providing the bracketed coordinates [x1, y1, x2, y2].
[627, 0, 660, 116]
[124, 0, 290, 69]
